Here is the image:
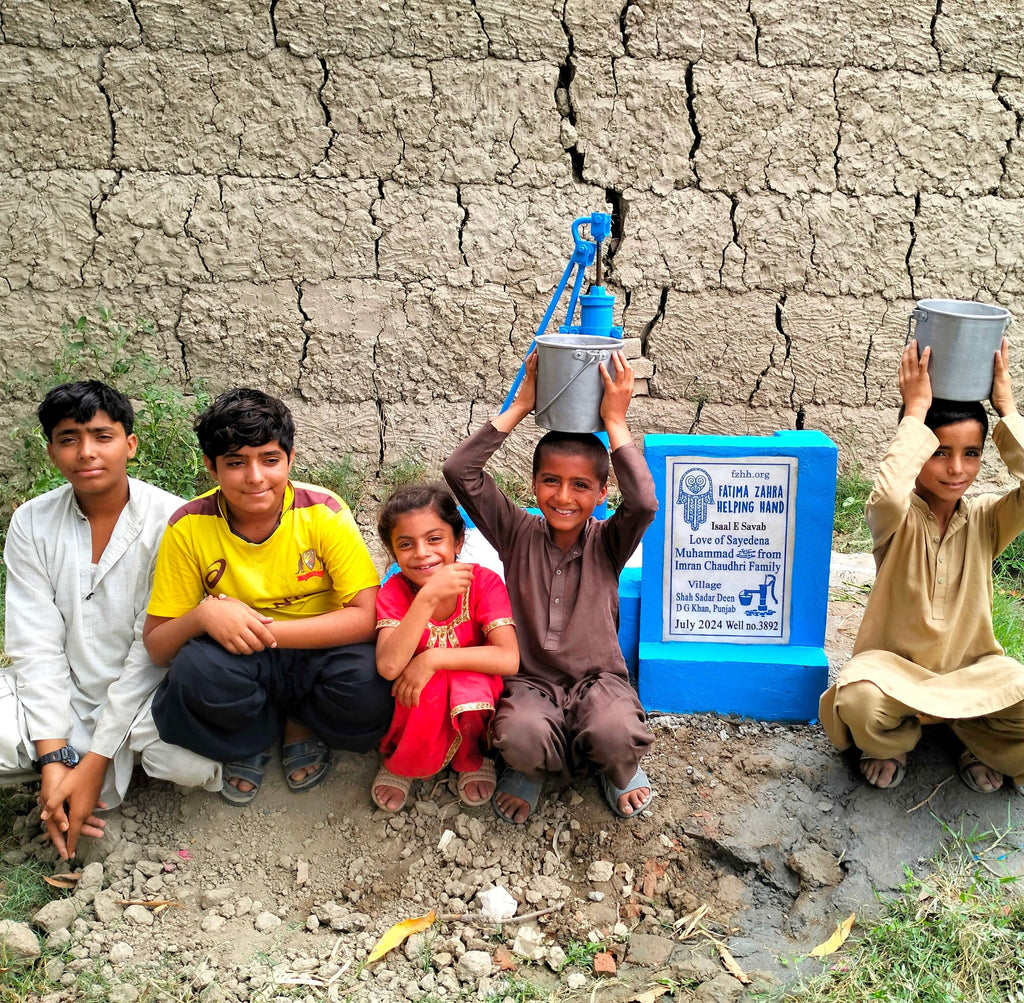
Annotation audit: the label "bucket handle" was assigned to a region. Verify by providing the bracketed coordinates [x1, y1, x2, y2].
[535, 349, 610, 423]
[905, 307, 927, 345]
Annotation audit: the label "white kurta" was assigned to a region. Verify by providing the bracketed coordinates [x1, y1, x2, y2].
[2, 477, 219, 805]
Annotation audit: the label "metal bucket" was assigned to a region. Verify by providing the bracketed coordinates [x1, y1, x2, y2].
[907, 299, 1011, 401]
[535, 333, 622, 433]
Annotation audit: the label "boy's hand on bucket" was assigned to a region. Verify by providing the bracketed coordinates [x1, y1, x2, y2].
[599, 350, 634, 425]
[898, 340, 932, 420]
[991, 337, 1017, 418]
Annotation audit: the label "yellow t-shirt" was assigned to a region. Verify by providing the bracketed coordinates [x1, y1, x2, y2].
[148, 481, 378, 620]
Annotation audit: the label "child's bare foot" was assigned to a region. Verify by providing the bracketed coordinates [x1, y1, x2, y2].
[493, 769, 542, 824]
[859, 753, 906, 789]
[617, 785, 651, 815]
[372, 766, 412, 811]
[599, 766, 653, 818]
[452, 759, 496, 807]
[958, 749, 1003, 793]
[282, 722, 324, 785]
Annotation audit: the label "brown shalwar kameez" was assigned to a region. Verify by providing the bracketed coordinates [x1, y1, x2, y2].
[443, 423, 658, 789]
[820, 413, 1024, 778]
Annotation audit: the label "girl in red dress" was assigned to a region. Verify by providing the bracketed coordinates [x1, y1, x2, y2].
[372, 484, 518, 811]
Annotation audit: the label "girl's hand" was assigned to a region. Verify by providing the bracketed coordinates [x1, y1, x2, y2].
[392, 654, 436, 708]
[991, 337, 1017, 418]
[417, 562, 474, 608]
[898, 340, 932, 420]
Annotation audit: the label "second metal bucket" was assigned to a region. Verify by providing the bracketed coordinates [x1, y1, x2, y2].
[907, 298, 1011, 401]
[535, 333, 622, 433]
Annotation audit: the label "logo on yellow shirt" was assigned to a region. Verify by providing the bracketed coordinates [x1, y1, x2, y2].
[205, 559, 227, 589]
[296, 548, 325, 582]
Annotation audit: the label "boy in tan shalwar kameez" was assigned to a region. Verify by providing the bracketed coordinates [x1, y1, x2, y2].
[820, 337, 1024, 794]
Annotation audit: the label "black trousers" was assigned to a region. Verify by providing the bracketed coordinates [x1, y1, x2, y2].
[152, 636, 393, 763]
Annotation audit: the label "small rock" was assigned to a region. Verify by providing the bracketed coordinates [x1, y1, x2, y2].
[46, 928, 72, 950]
[123, 905, 154, 926]
[588, 891, 605, 902]
[107, 983, 140, 1003]
[306, 914, 319, 931]
[135, 860, 163, 878]
[0, 920, 40, 960]
[254, 911, 282, 933]
[546, 945, 566, 971]
[93, 889, 124, 924]
[694, 972, 745, 1001]
[296, 860, 309, 885]
[108, 942, 133, 963]
[199, 888, 234, 910]
[200, 914, 226, 933]
[33, 899, 78, 933]
[593, 951, 616, 975]
[511, 925, 545, 961]
[566, 971, 587, 990]
[433, 951, 453, 968]
[586, 860, 614, 883]
[78, 862, 104, 894]
[787, 846, 843, 889]
[456, 950, 492, 980]
[625, 933, 674, 967]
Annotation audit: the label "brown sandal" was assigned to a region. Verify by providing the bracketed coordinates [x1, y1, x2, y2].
[450, 758, 496, 807]
[371, 766, 412, 811]
[958, 749, 1003, 793]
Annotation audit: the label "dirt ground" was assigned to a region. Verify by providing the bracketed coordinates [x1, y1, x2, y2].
[6, 551, 1024, 1002]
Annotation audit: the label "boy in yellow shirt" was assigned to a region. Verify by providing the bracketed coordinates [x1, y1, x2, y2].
[144, 389, 392, 804]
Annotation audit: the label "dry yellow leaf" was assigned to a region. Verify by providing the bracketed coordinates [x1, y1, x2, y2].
[630, 986, 670, 1003]
[366, 911, 436, 964]
[44, 872, 82, 889]
[719, 945, 752, 985]
[808, 912, 856, 958]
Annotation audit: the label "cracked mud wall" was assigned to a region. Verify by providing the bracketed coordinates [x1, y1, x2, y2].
[2, 0, 1024, 483]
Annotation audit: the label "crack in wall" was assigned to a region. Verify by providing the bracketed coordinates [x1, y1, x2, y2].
[469, 0, 491, 58]
[994, 73, 1020, 193]
[125, 0, 143, 41]
[455, 185, 469, 268]
[85, 169, 121, 283]
[97, 50, 117, 164]
[172, 301, 191, 383]
[929, 0, 943, 63]
[906, 192, 919, 299]
[269, 0, 279, 46]
[558, 3, 586, 184]
[372, 321, 387, 468]
[832, 68, 841, 190]
[638, 287, 668, 357]
[183, 192, 212, 278]
[370, 179, 384, 277]
[719, 194, 743, 285]
[774, 293, 796, 411]
[687, 394, 705, 433]
[603, 187, 625, 276]
[747, 0, 760, 64]
[0, 4, 6, 44]
[295, 281, 311, 393]
[684, 63, 701, 180]
[618, 1, 632, 56]
[316, 57, 336, 165]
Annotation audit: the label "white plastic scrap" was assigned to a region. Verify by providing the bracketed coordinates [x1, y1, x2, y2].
[476, 886, 518, 923]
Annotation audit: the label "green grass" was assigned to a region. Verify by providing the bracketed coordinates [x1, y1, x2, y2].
[482, 974, 552, 1003]
[562, 939, 605, 969]
[754, 824, 1024, 1003]
[833, 460, 873, 553]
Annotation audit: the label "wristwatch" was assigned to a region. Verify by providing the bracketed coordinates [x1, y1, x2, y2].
[32, 745, 81, 772]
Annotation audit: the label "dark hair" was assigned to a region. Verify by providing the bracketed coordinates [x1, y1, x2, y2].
[195, 388, 295, 461]
[377, 482, 466, 556]
[38, 380, 135, 441]
[899, 398, 989, 441]
[532, 431, 610, 484]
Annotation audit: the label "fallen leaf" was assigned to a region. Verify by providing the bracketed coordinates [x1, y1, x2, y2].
[808, 912, 855, 958]
[366, 911, 436, 964]
[44, 872, 82, 889]
[630, 987, 670, 1003]
[718, 945, 752, 985]
[494, 946, 516, 971]
[673, 902, 709, 940]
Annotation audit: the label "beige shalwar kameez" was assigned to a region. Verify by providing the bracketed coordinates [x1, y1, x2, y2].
[820, 412, 1024, 779]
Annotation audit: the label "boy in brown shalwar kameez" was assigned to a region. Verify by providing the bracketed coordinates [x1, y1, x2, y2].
[820, 337, 1024, 793]
[443, 351, 658, 822]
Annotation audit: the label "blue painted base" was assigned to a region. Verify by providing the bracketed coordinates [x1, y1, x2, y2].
[618, 566, 641, 687]
[638, 640, 828, 722]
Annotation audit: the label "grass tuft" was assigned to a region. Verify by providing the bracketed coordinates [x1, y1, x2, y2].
[833, 461, 873, 553]
[755, 824, 1024, 1002]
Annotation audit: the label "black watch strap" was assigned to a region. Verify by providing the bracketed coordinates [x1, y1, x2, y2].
[32, 745, 80, 772]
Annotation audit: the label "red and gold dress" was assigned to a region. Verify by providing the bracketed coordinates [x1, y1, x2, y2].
[376, 564, 515, 777]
